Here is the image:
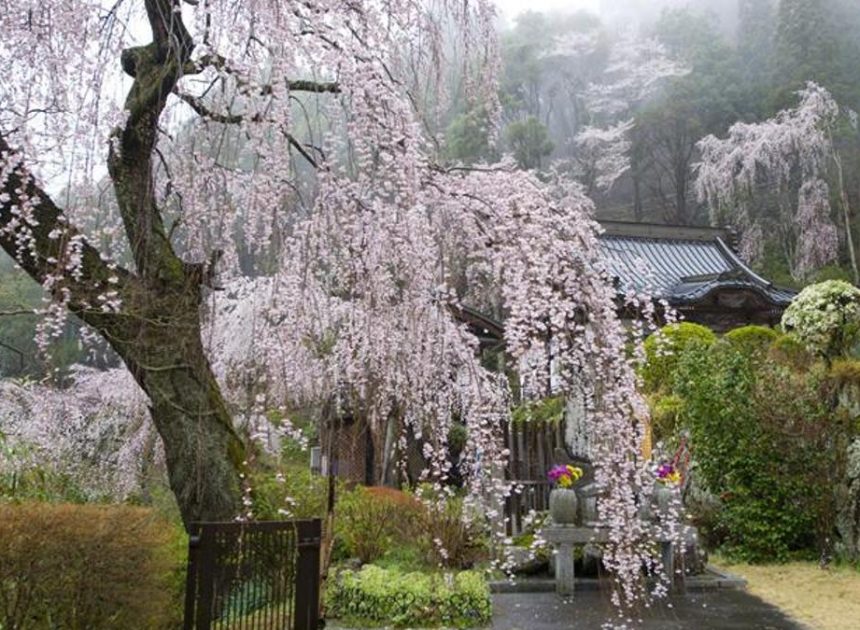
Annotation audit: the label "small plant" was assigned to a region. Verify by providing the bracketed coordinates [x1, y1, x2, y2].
[414, 494, 488, 569]
[547, 464, 583, 488]
[325, 565, 491, 628]
[336, 485, 421, 565]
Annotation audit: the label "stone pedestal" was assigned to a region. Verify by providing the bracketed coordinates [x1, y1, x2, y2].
[542, 524, 689, 597]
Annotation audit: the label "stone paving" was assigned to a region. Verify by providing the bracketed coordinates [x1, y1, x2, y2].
[491, 590, 808, 630]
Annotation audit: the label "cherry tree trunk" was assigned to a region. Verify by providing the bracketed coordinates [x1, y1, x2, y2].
[0, 0, 246, 529]
[104, 287, 245, 527]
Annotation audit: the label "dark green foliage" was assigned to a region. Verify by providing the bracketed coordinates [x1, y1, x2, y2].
[738, 0, 776, 85]
[511, 394, 564, 425]
[641, 322, 716, 392]
[0, 503, 185, 629]
[774, 0, 835, 98]
[674, 345, 849, 562]
[505, 117, 554, 170]
[326, 565, 491, 628]
[638, 8, 744, 224]
[445, 107, 497, 165]
[0, 260, 97, 379]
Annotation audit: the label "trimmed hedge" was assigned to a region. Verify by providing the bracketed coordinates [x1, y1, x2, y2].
[0, 502, 185, 629]
[326, 565, 491, 628]
[724, 325, 779, 358]
[642, 322, 716, 392]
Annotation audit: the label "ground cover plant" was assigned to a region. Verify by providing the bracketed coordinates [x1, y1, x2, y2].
[325, 565, 492, 629]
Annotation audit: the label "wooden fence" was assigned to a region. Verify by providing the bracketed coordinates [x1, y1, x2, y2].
[504, 420, 565, 536]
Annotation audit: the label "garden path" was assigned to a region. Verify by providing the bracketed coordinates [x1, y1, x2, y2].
[491, 590, 808, 629]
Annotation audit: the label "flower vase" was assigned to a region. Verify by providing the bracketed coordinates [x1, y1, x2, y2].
[549, 488, 579, 525]
[655, 483, 678, 515]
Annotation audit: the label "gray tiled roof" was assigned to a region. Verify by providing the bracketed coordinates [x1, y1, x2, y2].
[598, 221, 795, 307]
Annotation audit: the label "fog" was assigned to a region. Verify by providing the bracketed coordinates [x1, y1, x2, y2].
[496, 0, 738, 35]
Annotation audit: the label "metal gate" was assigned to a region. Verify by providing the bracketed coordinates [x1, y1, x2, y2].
[184, 519, 321, 629]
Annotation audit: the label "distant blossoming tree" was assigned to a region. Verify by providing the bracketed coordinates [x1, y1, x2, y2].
[1, 0, 671, 607]
[574, 35, 687, 194]
[0, 367, 154, 500]
[694, 82, 856, 281]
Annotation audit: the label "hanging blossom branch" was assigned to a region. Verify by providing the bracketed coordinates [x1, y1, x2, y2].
[694, 82, 847, 278]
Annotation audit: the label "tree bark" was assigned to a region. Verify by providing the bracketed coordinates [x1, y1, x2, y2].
[833, 149, 859, 284]
[0, 0, 245, 528]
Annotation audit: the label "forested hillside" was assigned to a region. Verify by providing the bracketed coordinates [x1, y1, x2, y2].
[453, 0, 860, 287]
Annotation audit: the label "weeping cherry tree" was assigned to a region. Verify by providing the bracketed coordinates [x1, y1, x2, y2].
[695, 82, 858, 281]
[1, 0, 672, 608]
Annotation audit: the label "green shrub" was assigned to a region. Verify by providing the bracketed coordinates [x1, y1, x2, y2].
[781, 280, 860, 358]
[326, 565, 491, 628]
[769, 333, 815, 371]
[642, 322, 716, 392]
[0, 438, 90, 503]
[511, 395, 564, 425]
[0, 502, 185, 629]
[647, 393, 684, 442]
[413, 490, 489, 570]
[724, 325, 779, 358]
[675, 346, 848, 562]
[250, 466, 330, 520]
[336, 486, 421, 564]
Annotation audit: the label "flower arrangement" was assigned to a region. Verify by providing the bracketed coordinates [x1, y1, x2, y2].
[547, 464, 583, 488]
[656, 462, 681, 486]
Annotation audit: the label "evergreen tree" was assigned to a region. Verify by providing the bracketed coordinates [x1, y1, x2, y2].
[737, 0, 775, 86]
[774, 0, 835, 103]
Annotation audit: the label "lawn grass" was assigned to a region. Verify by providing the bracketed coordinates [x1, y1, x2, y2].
[712, 556, 860, 630]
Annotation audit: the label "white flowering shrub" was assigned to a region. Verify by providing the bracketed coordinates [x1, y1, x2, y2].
[781, 280, 860, 357]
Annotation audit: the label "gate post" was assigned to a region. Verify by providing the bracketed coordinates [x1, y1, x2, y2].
[293, 519, 322, 630]
[183, 526, 201, 630]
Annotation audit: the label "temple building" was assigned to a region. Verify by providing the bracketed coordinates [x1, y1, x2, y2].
[600, 220, 795, 331]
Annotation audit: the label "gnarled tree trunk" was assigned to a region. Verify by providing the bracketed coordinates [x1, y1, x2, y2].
[0, 0, 245, 528]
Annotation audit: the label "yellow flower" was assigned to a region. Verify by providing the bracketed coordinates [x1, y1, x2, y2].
[566, 465, 584, 483]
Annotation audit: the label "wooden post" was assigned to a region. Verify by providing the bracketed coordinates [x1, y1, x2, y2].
[294, 519, 322, 630]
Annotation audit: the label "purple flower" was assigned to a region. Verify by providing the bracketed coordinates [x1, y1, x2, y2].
[656, 463, 674, 479]
[547, 465, 568, 482]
